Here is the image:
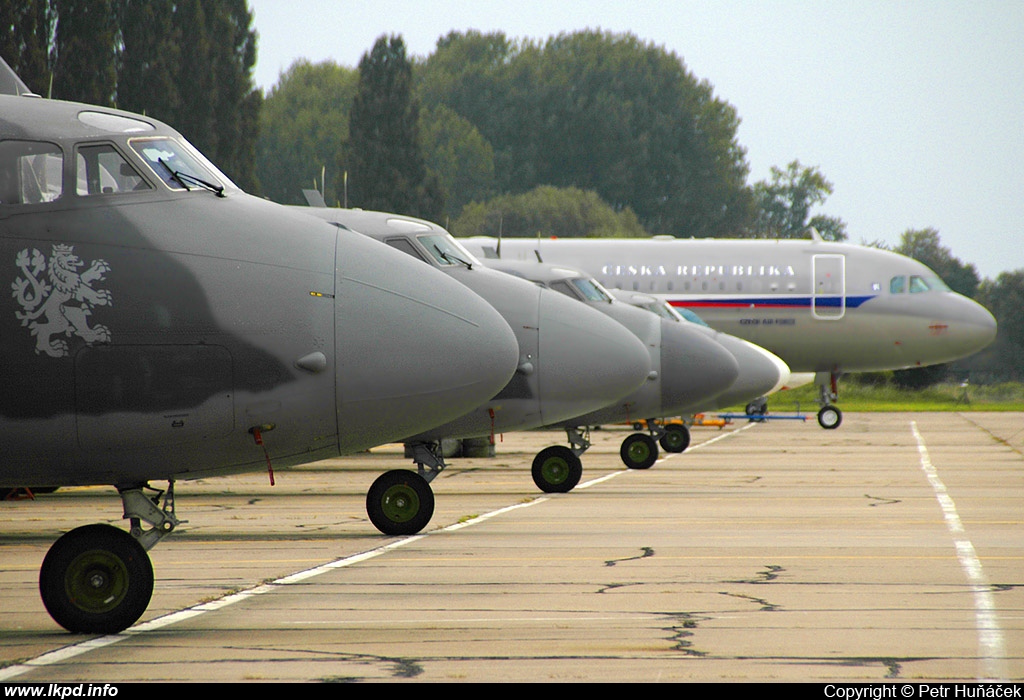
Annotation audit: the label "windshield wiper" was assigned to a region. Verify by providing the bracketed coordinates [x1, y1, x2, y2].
[434, 245, 473, 269]
[159, 158, 225, 197]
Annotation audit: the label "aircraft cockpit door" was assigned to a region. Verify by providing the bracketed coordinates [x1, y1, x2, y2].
[812, 254, 845, 320]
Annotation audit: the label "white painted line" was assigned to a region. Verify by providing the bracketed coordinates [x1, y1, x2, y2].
[911, 420, 1007, 681]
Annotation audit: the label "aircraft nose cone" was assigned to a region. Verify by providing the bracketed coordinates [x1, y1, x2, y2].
[923, 293, 999, 363]
[958, 296, 998, 354]
[698, 333, 791, 410]
[334, 233, 518, 451]
[536, 290, 651, 424]
[658, 321, 741, 414]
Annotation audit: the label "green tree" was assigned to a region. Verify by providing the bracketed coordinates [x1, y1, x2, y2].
[143, 0, 260, 192]
[420, 104, 496, 219]
[51, 0, 117, 105]
[206, 0, 260, 192]
[975, 271, 1024, 382]
[116, 0, 180, 120]
[344, 34, 443, 220]
[893, 227, 980, 297]
[750, 160, 847, 240]
[452, 185, 647, 239]
[257, 59, 358, 205]
[168, 0, 216, 157]
[419, 29, 753, 238]
[0, 0, 52, 96]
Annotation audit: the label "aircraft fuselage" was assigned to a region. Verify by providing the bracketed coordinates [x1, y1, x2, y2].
[466, 237, 997, 374]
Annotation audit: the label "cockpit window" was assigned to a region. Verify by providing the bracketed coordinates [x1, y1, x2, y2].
[76, 144, 150, 196]
[910, 275, 950, 293]
[384, 236, 428, 263]
[550, 280, 580, 300]
[417, 233, 478, 268]
[891, 274, 949, 294]
[130, 137, 224, 194]
[570, 277, 613, 303]
[673, 306, 710, 326]
[0, 140, 63, 205]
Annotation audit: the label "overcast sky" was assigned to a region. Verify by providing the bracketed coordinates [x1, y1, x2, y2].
[248, 0, 1024, 281]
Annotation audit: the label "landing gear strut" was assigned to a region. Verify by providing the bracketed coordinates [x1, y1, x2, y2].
[815, 371, 843, 430]
[39, 482, 180, 634]
[366, 442, 443, 535]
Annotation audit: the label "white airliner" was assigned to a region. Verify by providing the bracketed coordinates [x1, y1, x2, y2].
[463, 234, 998, 428]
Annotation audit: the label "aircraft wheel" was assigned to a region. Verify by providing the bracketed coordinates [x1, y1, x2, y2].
[658, 423, 690, 453]
[366, 470, 435, 536]
[532, 446, 582, 493]
[817, 405, 843, 430]
[620, 433, 658, 469]
[39, 523, 153, 634]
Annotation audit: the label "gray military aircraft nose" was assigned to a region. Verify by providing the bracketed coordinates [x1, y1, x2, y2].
[0, 63, 523, 636]
[330, 225, 521, 451]
[289, 206, 653, 534]
[480, 259, 743, 478]
[612, 290, 792, 416]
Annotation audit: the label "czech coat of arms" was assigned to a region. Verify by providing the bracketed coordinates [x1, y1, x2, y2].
[11, 244, 112, 357]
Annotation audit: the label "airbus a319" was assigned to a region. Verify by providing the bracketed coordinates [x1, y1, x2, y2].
[464, 234, 998, 428]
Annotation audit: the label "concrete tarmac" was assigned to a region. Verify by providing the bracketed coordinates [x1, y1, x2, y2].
[1, 412, 1022, 683]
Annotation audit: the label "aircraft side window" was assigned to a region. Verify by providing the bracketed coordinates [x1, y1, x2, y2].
[551, 280, 583, 300]
[384, 237, 428, 263]
[0, 140, 63, 205]
[890, 276, 906, 294]
[76, 144, 150, 196]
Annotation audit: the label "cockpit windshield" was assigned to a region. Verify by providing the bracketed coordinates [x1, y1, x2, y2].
[130, 137, 229, 195]
[671, 305, 711, 326]
[417, 233, 480, 268]
[569, 277, 614, 303]
[890, 274, 951, 294]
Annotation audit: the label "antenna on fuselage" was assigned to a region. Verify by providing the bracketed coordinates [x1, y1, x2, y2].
[808, 227, 823, 242]
[496, 214, 503, 258]
[534, 230, 543, 262]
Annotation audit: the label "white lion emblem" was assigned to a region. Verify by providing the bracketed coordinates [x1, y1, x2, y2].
[11, 245, 112, 357]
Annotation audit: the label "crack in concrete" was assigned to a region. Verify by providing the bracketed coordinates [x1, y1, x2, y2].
[604, 546, 654, 567]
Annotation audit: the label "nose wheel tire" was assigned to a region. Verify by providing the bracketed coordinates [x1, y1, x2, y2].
[620, 433, 658, 469]
[817, 405, 842, 429]
[367, 469, 435, 536]
[658, 423, 690, 453]
[39, 523, 154, 634]
[532, 446, 583, 493]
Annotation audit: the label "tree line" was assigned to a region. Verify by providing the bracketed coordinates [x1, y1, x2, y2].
[2, 10, 1021, 383]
